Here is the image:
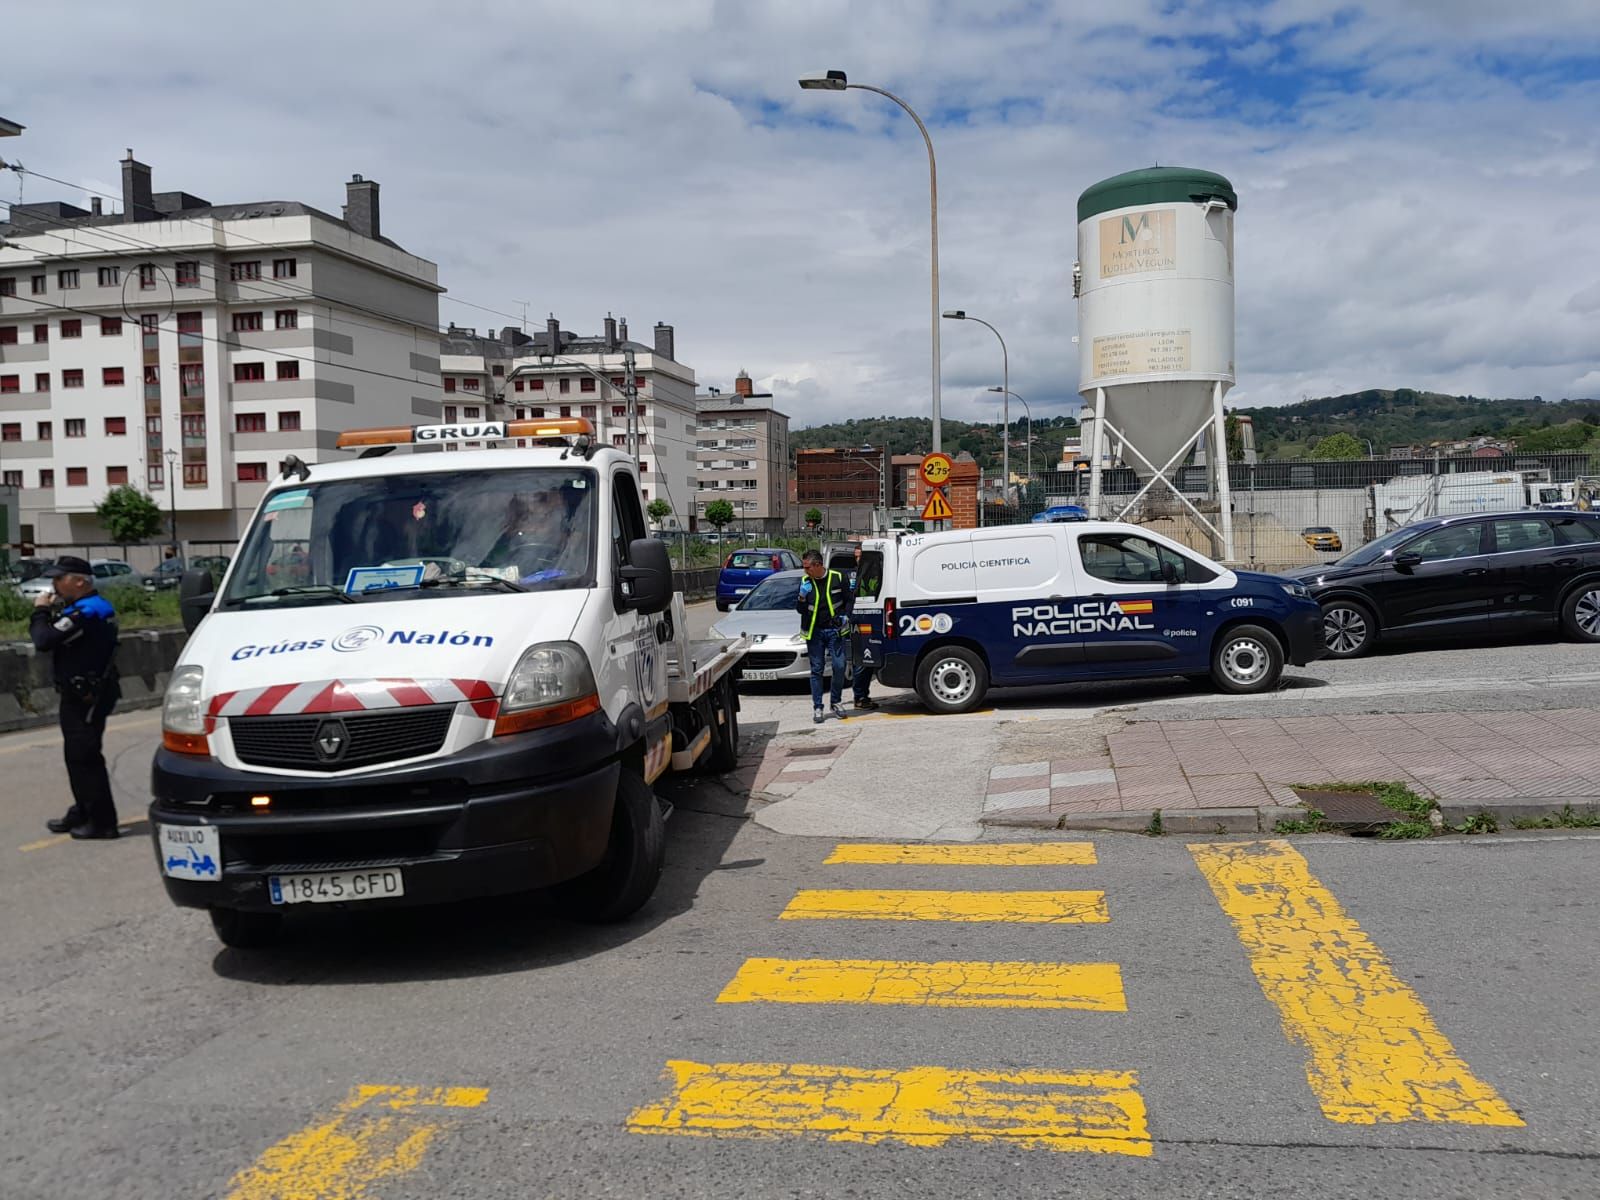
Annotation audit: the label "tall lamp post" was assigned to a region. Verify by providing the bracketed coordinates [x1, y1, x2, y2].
[944, 310, 1008, 503]
[799, 69, 942, 453]
[163, 447, 179, 556]
[987, 387, 1032, 487]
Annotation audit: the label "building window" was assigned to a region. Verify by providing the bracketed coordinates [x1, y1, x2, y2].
[635, 376, 646, 388]
[560, 406, 571, 417]
[175, 261, 200, 286]
[443, 405, 457, 422]
[238, 462, 268, 482]
[610, 377, 625, 388]
[33, 324, 48, 343]
[58, 269, 80, 290]
[107, 466, 129, 486]
[67, 467, 88, 487]
[39, 469, 53, 488]
[234, 362, 266, 382]
[613, 435, 626, 447]
[278, 411, 301, 432]
[491, 364, 505, 377]
[61, 319, 82, 339]
[139, 264, 157, 290]
[103, 367, 125, 387]
[145, 416, 160, 435]
[272, 258, 297, 279]
[612, 405, 626, 417]
[180, 363, 204, 388]
[183, 463, 207, 486]
[31, 275, 46, 295]
[581, 405, 596, 420]
[230, 261, 262, 281]
[530, 407, 544, 418]
[443, 378, 457, 393]
[236, 413, 267, 433]
[1, 423, 18, 441]
[233, 312, 264, 332]
[97, 267, 120, 287]
[0, 376, 15, 395]
[529, 379, 544, 391]
[37, 421, 51, 439]
[0, 277, 13, 297]
[147, 464, 163, 487]
[63, 369, 84, 389]
[0, 326, 13, 345]
[513, 380, 524, 392]
[64, 419, 86, 438]
[105, 417, 127, 436]
[463, 406, 481, 419]
[141, 313, 159, 334]
[101, 317, 122, 336]
[580, 378, 596, 393]
[462, 378, 480, 391]
[181, 414, 206, 438]
[177, 311, 202, 334]
[275, 309, 298, 330]
[559, 378, 571, 394]
[2, 470, 21, 488]
[276, 361, 300, 380]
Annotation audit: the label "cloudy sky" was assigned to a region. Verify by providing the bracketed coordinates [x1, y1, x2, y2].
[5, 0, 1598, 427]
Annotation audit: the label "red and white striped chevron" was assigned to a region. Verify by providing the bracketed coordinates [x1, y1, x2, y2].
[209, 677, 498, 720]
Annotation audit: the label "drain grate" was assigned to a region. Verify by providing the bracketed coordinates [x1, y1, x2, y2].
[1292, 788, 1395, 833]
[785, 745, 838, 758]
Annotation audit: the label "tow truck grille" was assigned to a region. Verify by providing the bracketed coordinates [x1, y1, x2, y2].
[229, 705, 456, 772]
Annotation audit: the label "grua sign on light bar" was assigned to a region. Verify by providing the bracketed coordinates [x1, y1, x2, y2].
[415, 420, 507, 442]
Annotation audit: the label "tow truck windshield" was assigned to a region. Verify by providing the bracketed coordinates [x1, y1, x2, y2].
[221, 467, 597, 608]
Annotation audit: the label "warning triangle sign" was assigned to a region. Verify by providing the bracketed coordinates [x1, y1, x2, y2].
[921, 488, 954, 521]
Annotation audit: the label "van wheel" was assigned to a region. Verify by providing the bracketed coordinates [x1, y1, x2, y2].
[1321, 599, 1376, 658]
[705, 678, 740, 772]
[1211, 625, 1283, 695]
[209, 908, 283, 949]
[1561, 584, 1600, 642]
[715, 601, 730, 612]
[917, 646, 989, 714]
[558, 769, 664, 923]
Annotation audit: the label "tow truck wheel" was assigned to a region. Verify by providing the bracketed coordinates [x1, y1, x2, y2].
[559, 768, 664, 923]
[1210, 624, 1283, 695]
[209, 907, 283, 949]
[916, 646, 989, 715]
[706, 678, 740, 773]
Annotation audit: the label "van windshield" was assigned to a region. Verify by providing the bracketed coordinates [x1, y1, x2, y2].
[221, 467, 597, 608]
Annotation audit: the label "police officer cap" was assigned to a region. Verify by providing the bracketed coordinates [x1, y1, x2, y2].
[43, 555, 93, 578]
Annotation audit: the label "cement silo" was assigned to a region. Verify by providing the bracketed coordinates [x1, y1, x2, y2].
[1075, 167, 1237, 559]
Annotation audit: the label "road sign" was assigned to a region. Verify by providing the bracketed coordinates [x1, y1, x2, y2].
[919, 452, 953, 488]
[921, 488, 954, 522]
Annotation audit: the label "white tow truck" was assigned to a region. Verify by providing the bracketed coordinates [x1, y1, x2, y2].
[150, 417, 746, 947]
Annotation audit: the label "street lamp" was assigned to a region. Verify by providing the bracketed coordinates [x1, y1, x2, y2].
[163, 447, 179, 556]
[988, 387, 1032, 486]
[945, 310, 1009, 503]
[800, 68, 942, 453]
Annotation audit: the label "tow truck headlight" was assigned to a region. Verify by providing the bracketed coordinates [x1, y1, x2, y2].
[1280, 582, 1311, 600]
[162, 664, 211, 754]
[495, 641, 601, 736]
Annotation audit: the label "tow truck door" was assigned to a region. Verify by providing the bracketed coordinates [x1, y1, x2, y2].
[600, 468, 666, 733]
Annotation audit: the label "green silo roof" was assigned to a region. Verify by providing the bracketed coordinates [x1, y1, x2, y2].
[1077, 167, 1237, 222]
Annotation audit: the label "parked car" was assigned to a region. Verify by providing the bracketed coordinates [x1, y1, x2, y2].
[17, 558, 146, 600]
[1032, 505, 1089, 523]
[1301, 526, 1343, 552]
[716, 547, 801, 611]
[1286, 511, 1600, 658]
[190, 554, 231, 578]
[144, 557, 189, 591]
[709, 570, 826, 681]
[4, 557, 52, 585]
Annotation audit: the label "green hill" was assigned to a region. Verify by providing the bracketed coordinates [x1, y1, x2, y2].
[790, 414, 1079, 476]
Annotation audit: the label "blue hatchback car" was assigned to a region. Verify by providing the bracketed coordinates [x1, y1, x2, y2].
[716, 547, 801, 610]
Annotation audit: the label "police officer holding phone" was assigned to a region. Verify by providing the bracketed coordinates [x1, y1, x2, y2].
[30, 556, 122, 839]
[797, 548, 850, 724]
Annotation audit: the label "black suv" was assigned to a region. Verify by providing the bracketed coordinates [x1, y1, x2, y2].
[1286, 511, 1600, 657]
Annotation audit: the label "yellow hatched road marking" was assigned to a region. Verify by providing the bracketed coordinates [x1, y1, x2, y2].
[628, 1060, 1150, 1156]
[1189, 840, 1523, 1127]
[225, 1084, 489, 1199]
[781, 889, 1108, 924]
[718, 958, 1127, 1010]
[825, 842, 1097, 866]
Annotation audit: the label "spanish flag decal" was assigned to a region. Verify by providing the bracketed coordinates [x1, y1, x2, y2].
[1118, 600, 1155, 615]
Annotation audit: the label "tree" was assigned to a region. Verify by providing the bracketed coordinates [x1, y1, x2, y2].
[95, 486, 165, 547]
[1310, 432, 1366, 460]
[646, 498, 671, 527]
[804, 507, 823, 529]
[704, 499, 735, 532]
[1515, 422, 1592, 453]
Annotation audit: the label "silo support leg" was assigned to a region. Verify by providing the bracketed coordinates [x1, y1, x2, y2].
[1212, 381, 1235, 563]
[1088, 388, 1107, 519]
[1105, 417, 1227, 548]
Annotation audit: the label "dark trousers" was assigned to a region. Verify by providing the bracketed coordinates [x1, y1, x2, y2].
[806, 631, 846, 708]
[853, 663, 875, 702]
[58, 686, 120, 831]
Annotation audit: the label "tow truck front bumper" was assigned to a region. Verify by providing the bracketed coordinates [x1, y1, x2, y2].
[148, 710, 620, 914]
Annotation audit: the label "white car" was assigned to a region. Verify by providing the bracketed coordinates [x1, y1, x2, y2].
[18, 559, 145, 599]
[710, 570, 832, 682]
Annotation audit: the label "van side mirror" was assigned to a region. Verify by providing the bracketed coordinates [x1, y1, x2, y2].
[620, 538, 672, 614]
[1160, 560, 1181, 585]
[178, 569, 215, 634]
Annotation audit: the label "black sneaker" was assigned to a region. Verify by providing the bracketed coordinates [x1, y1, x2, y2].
[813, 708, 825, 725]
[70, 825, 120, 841]
[831, 703, 848, 720]
[46, 811, 84, 835]
[853, 696, 878, 710]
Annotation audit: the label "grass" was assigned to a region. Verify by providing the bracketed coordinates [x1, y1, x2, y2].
[1455, 812, 1500, 835]
[1274, 808, 1331, 834]
[1295, 779, 1439, 839]
[1510, 805, 1600, 830]
[0, 588, 183, 641]
[1144, 809, 1164, 837]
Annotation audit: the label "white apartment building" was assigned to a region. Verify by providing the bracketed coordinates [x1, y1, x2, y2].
[0, 152, 442, 548]
[695, 371, 790, 534]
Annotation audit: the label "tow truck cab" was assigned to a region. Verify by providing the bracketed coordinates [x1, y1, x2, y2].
[149, 417, 744, 947]
[853, 521, 1323, 713]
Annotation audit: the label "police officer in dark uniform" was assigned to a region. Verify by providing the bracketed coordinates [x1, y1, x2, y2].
[30, 555, 122, 839]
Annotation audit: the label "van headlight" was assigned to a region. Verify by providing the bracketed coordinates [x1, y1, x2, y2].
[1280, 582, 1311, 600]
[495, 641, 601, 736]
[163, 665, 207, 734]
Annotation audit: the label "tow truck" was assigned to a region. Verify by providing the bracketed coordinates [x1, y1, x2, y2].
[149, 417, 746, 947]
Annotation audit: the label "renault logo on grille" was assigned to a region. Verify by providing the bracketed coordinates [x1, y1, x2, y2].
[313, 718, 349, 763]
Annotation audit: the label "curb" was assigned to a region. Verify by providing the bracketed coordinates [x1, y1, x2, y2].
[1436, 797, 1600, 823]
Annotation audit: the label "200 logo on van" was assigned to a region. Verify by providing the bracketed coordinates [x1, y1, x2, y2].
[898, 612, 953, 637]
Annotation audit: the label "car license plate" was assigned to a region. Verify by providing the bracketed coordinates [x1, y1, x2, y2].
[268, 869, 405, 905]
[744, 669, 778, 681]
[735, 587, 751, 595]
[159, 823, 222, 881]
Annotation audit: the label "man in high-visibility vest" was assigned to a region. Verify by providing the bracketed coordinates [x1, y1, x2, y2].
[796, 548, 850, 724]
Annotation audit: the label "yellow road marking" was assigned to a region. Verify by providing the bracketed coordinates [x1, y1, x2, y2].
[19, 834, 71, 853]
[854, 708, 996, 721]
[628, 1060, 1150, 1155]
[825, 842, 1097, 866]
[718, 958, 1127, 1010]
[225, 1084, 489, 1199]
[1189, 840, 1523, 1127]
[781, 889, 1108, 924]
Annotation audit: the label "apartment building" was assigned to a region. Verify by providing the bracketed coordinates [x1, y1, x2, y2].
[0, 152, 442, 545]
[444, 316, 698, 524]
[694, 370, 790, 534]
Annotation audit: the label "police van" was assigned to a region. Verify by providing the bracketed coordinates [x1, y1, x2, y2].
[150, 418, 746, 948]
[854, 521, 1323, 713]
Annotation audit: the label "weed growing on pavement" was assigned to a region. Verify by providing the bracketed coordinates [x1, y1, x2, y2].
[1297, 780, 1440, 838]
[1378, 819, 1434, 840]
[1456, 812, 1500, 835]
[1510, 805, 1600, 830]
[1274, 808, 1331, 834]
[1144, 809, 1164, 837]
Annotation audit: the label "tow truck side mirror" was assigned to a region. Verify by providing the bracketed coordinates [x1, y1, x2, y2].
[619, 538, 672, 614]
[178, 569, 216, 634]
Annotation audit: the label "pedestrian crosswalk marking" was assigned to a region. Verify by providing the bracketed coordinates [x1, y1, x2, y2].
[824, 842, 1098, 866]
[627, 1060, 1150, 1156]
[718, 958, 1127, 1010]
[1190, 840, 1524, 1127]
[225, 1084, 489, 1199]
[781, 889, 1109, 924]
